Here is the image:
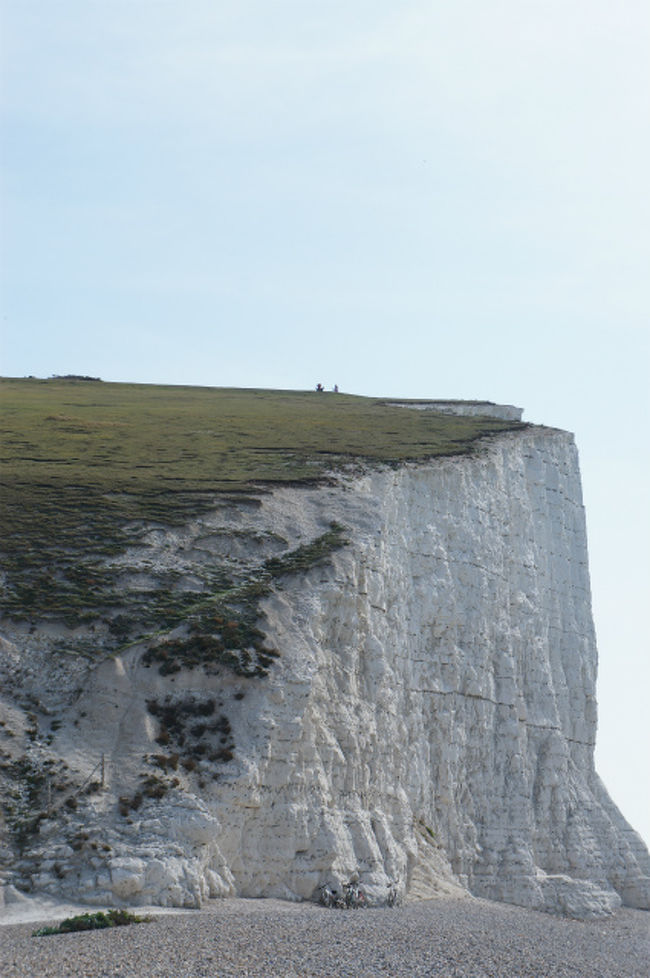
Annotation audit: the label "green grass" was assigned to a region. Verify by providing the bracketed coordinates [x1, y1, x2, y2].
[0, 377, 522, 491]
[0, 379, 524, 630]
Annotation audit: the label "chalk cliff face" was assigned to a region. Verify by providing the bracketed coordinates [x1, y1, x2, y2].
[1, 423, 648, 918]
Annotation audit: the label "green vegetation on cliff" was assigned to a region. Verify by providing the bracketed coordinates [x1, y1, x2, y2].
[0, 378, 523, 631]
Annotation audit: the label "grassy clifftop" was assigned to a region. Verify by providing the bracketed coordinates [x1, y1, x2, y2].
[1, 378, 522, 493]
[0, 378, 524, 627]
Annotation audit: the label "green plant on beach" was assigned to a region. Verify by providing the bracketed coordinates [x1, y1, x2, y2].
[33, 909, 149, 936]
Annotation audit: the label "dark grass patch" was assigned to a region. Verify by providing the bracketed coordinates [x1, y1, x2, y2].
[140, 523, 346, 678]
[142, 614, 279, 678]
[118, 771, 180, 815]
[264, 522, 348, 577]
[145, 696, 235, 770]
[146, 695, 217, 741]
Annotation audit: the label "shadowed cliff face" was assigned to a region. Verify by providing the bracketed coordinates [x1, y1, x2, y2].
[1, 426, 648, 918]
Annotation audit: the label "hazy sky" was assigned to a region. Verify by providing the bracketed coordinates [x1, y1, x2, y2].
[1, 2, 648, 846]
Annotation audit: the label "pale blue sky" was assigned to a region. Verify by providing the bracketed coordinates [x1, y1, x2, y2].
[1, 1, 649, 845]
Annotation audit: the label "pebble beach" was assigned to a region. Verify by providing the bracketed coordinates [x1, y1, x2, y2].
[1, 897, 648, 978]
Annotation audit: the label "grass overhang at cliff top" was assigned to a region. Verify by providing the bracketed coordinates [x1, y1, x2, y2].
[0, 378, 524, 561]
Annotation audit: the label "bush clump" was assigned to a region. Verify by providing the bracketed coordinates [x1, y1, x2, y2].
[264, 522, 348, 577]
[142, 612, 279, 678]
[145, 696, 236, 772]
[33, 909, 148, 936]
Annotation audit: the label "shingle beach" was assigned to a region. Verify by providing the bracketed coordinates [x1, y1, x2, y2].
[1, 897, 648, 978]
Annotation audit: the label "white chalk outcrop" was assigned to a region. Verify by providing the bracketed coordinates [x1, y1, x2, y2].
[1, 422, 648, 918]
[387, 400, 524, 421]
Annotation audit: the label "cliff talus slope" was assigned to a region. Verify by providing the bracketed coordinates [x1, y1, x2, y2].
[1, 417, 648, 918]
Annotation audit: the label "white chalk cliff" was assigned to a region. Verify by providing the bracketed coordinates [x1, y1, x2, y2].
[1, 417, 648, 918]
